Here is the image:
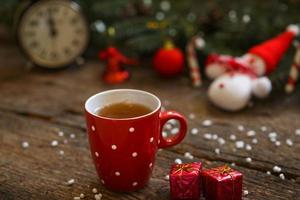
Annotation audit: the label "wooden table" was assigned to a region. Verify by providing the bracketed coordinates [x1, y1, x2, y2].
[1, 44, 300, 200]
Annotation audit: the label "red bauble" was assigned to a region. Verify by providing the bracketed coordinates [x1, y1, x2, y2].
[153, 42, 184, 76]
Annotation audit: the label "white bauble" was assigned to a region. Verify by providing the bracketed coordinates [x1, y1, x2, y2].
[205, 63, 227, 79]
[252, 77, 272, 98]
[208, 73, 252, 111]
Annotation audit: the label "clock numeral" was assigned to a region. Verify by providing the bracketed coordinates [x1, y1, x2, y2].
[72, 39, 80, 46]
[64, 48, 71, 55]
[50, 52, 58, 59]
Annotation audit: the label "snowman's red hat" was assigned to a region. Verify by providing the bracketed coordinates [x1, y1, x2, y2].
[248, 25, 299, 74]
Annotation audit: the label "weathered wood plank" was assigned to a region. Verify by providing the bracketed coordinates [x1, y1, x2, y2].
[1, 111, 299, 200]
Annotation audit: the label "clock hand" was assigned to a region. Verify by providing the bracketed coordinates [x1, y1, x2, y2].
[47, 9, 57, 38]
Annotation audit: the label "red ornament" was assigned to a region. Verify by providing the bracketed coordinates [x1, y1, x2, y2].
[153, 41, 184, 76]
[99, 47, 138, 84]
[169, 162, 202, 200]
[202, 165, 243, 200]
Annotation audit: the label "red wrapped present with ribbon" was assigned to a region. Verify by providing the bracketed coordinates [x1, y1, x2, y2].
[169, 162, 202, 200]
[202, 165, 243, 200]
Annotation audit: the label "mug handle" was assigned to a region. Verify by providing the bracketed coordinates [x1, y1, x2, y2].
[158, 111, 187, 148]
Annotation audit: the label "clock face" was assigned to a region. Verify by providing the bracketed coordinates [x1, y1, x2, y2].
[18, 0, 89, 68]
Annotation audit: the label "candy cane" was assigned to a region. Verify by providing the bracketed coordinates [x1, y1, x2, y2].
[186, 36, 205, 87]
[285, 44, 300, 93]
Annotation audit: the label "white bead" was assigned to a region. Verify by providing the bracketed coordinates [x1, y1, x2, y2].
[237, 125, 245, 132]
[184, 152, 194, 159]
[80, 193, 85, 199]
[202, 119, 213, 127]
[129, 127, 135, 133]
[266, 171, 271, 175]
[66, 179, 75, 185]
[268, 132, 277, 138]
[189, 113, 195, 120]
[231, 163, 236, 167]
[115, 171, 120, 176]
[51, 140, 58, 147]
[295, 129, 300, 136]
[58, 131, 64, 137]
[215, 148, 220, 155]
[164, 124, 172, 130]
[92, 188, 98, 193]
[275, 141, 281, 146]
[150, 137, 154, 143]
[165, 175, 170, 180]
[247, 130, 256, 137]
[171, 128, 179, 135]
[245, 144, 252, 151]
[91, 125, 96, 131]
[243, 190, 249, 196]
[260, 126, 267, 132]
[111, 145, 117, 150]
[279, 173, 285, 180]
[174, 158, 182, 164]
[59, 150, 64, 155]
[94, 194, 102, 200]
[245, 157, 252, 163]
[162, 131, 168, 137]
[203, 133, 212, 140]
[132, 182, 138, 186]
[149, 162, 153, 167]
[190, 128, 198, 135]
[235, 141, 245, 149]
[273, 166, 282, 173]
[70, 133, 76, 139]
[252, 138, 258, 144]
[229, 134, 236, 141]
[21, 141, 29, 148]
[286, 139, 293, 146]
[212, 134, 218, 140]
[132, 152, 138, 157]
[217, 138, 226, 145]
[95, 152, 99, 157]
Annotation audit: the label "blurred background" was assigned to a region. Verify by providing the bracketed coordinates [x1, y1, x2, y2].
[1, 0, 300, 88]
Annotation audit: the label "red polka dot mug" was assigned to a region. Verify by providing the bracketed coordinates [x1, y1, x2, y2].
[85, 89, 187, 191]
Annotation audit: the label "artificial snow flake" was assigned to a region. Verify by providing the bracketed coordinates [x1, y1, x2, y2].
[270, 137, 277, 143]
[51, 140, 58, 147]
[245, 144, 252, 151]
[247, 130, 256, 137]
[58, 131, 64, 137]
[243, 190, 249, 196]
[175, 158, 182, 164]
[260, 126, 267, 132]
[237, 125, 245, 132]
[70, 134, 76, 139]
[92, 188, 98, 193]
[286, 139, 293, 146]
[191, 128, 198, 135]
[160, 0, 171, 11]
[204, 133, 212, 140]
[235, 141, 245, 149]
[279, 173, 285, 180]
[212, 134, 218, 140]
[165, 175, 170, 180]
[295, 129, 300, 136]
[268, 132, 277, 139]
[21, 141, 29, 149]
[273, 166, 282, 173]
[66, 179, 75, 186]
[229, 134, 237, 141]
[171, 128, 179, 135]
[252, 138, 258, 144]
[202, 120, 213, 127]
[245, 157, 252, 163]
[217, 138, 226, 145]
[188, 113, 195, 120]
[215, 148, 220, 155]
[184, 152, 194, 160]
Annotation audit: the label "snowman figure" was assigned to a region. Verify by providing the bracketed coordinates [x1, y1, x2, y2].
[205, 25, 299, 111]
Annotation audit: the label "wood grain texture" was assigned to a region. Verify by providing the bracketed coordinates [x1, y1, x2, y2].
[0, 31, 300, 199]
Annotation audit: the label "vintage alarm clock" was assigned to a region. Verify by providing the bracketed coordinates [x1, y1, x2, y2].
[15, 0, 89, 68]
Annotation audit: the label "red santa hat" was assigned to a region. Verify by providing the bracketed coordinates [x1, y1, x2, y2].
[248, 25, 299, 74]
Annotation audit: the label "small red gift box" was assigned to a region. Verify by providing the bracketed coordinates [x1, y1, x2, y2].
[169, 162, 202, 200]
[202, 165, 243, 200]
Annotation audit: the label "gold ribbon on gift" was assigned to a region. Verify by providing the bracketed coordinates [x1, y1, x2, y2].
[173, 163, 199, 175]
[214, 165, 235, 200]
